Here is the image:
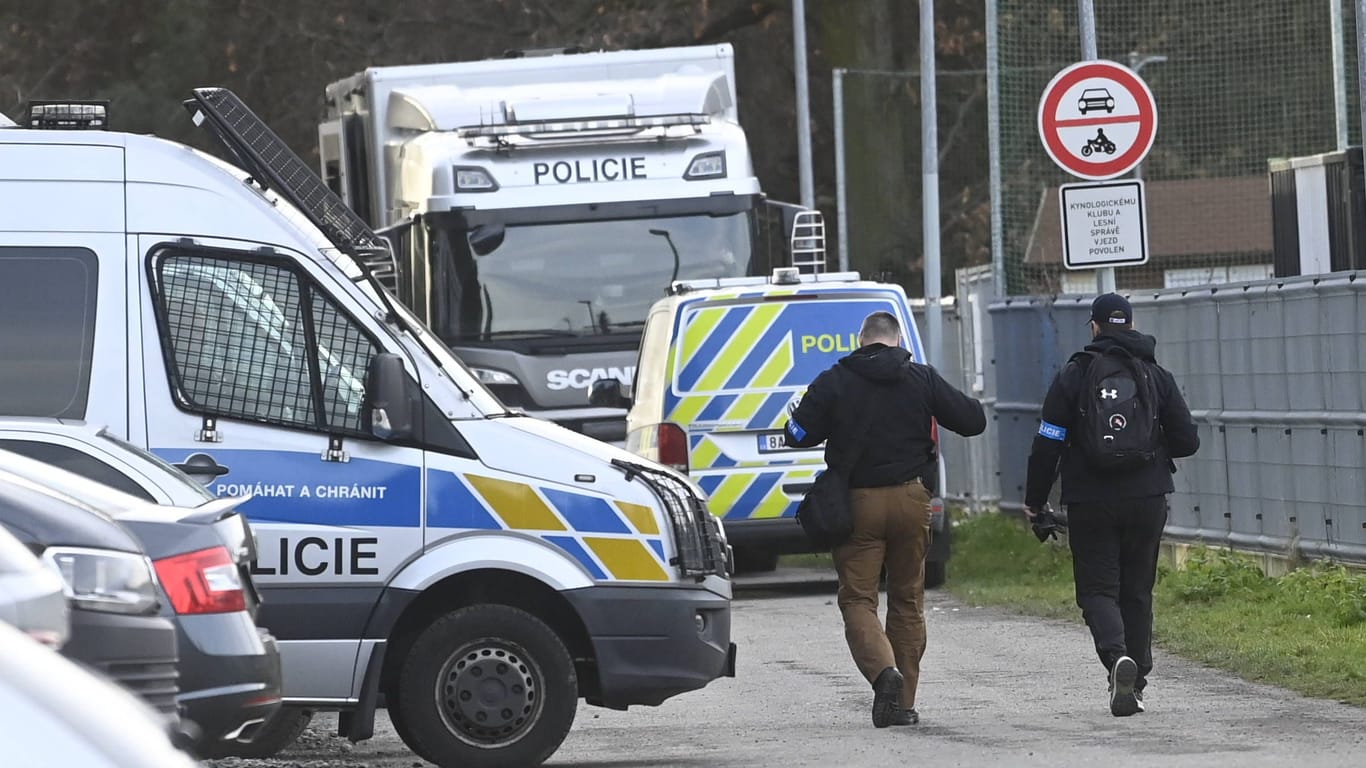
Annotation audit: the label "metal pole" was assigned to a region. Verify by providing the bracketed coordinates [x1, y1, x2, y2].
[792, 0, 815, 209]
[1128, 51, 1144, 183]
[986, 0, 1005, 296]
[1077, 0, 1114, 293]
[1359, 0, 1366, 152]
[922, 0, 943, 368]
[1333, 0, 1349, 149]
[834, 68, 850, 271]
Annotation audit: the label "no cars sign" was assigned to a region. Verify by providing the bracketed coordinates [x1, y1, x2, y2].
[1037, 61, 1157, 180]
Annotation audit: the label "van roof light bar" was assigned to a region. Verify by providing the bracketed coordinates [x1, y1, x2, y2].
[459, 112, 708, 139]
[25, 100, 109, 130]
[183, 87, 390, 265]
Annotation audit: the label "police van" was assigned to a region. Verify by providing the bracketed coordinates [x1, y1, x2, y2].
[593, 268, 951, 582]
[0, 93, 732, 768]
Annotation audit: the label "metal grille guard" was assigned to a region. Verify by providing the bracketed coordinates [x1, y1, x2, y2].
[611, 459, 727, 580]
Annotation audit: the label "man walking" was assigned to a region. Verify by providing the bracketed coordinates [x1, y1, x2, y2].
[784, 311, 985, 727]
[1025, 293, 1199, 717]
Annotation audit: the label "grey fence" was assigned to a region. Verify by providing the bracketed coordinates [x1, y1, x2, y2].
[990, 273, 1366, 565]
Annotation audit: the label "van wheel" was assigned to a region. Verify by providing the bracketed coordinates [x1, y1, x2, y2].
[197, 706, 312, 758]
[924, 560, 947, 589]
[397, 604, 577, 768]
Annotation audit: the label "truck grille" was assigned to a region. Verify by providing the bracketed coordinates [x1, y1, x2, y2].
[100, 658, 180, 716]
[611, 459, 727, 579]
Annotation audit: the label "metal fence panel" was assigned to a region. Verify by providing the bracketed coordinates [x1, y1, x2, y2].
[989, 273, 1366, 564]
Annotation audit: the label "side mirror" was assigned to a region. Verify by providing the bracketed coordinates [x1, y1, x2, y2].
[468, 223, 506, 256]
[365, 353, 417, 441]
[588, 378, 631, 409]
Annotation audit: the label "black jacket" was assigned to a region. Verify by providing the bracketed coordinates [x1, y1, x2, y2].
[1024, 329, 1200, 508]
[784, 343, 987, 490]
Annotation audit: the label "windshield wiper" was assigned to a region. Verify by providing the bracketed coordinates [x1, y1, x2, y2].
[481, 329, 580, 339]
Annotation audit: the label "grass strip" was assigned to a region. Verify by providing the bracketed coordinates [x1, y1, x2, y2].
[946, 513, 1366, 706]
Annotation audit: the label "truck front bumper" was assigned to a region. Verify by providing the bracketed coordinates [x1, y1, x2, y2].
[564, 584, 735, 709]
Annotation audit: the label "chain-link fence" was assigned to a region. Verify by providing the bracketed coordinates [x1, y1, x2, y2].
[999, 0, 1357, 294]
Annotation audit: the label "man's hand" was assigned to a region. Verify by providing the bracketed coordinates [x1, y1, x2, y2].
[1028, 504, 1060, 543]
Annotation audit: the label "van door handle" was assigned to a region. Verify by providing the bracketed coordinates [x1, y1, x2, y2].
[174, 453, 230, 483]
[782, 483, 813, 495]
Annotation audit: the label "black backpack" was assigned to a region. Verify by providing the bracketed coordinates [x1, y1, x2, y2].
[1072, 348, 1161, 469]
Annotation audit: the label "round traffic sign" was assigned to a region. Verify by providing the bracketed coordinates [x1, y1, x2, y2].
[1037, 60, 1157, 180]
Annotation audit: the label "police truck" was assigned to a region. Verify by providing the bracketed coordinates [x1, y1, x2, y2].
[319, 44, 822, 444]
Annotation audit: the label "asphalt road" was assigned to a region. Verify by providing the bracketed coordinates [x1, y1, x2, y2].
[208, 571, 1366, 768]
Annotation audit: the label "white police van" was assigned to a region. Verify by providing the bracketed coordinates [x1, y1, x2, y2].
[594, 268, 951, 583]
[0, 93, 732, 768]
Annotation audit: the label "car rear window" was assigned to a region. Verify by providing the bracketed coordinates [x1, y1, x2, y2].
[0, 248, 98, 418]
[672, 294, 914, 395]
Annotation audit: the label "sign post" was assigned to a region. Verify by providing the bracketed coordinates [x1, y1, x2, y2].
[1038, 59, 1157, 275]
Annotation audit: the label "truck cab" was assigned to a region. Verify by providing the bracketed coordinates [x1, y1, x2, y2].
[0, 93, 732, 768]
[320, 44, 816, 443]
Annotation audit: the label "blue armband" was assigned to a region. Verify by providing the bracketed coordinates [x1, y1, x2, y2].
[1038, 421, 1067, 441]
[786, 418, 807, 441]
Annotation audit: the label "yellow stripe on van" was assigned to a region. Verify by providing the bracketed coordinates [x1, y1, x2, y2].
[614, 501, 659, 535]
[690, 435, 723, 471]
[466, 475, 566, 532]
[750, 334, 795, 389]
[750, 469, 818, 519]
[693, 304, 784, 391]
[680, 306, 727, 363]
[724, 391, 769, 425]
[667, 394, 711, 425]
[705, 474, 753, 516]
[584, 538, 669, 581]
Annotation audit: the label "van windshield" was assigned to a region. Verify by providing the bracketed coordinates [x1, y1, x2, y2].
[673, 294, 915, 395]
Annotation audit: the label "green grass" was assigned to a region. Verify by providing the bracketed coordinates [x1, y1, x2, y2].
[947, 514, 1366, 706]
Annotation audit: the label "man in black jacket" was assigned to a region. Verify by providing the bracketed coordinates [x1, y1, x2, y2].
[785, 311, 985, 728]
[1025, 293, 1199, 717]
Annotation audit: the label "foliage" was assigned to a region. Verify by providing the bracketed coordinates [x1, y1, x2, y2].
[1161, 547, 1267, 603]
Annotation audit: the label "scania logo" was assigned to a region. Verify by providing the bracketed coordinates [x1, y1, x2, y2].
[546, 366, 636, 391]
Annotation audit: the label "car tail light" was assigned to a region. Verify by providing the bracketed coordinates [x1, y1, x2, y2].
[154, 546, 246, 615]
[658, 423, 689, 473]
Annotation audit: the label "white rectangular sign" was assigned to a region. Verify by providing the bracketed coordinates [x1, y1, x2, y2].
[1059, 180, 1149, 269]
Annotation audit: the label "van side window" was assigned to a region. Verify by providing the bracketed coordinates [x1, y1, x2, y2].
[0, 440, 156, 502]
[152, 250, 378, 436]
[0, 248, 98, 419]
[635, 311, 670, 399]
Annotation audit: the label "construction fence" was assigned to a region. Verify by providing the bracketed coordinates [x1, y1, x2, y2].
[973, 272, 1366, 565]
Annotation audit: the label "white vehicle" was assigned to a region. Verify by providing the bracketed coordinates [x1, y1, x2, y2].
[0, 92, 732, 768]
[320, 44, 823, 443]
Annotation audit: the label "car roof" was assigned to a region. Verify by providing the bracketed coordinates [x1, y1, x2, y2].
[0, 470, 140, 553]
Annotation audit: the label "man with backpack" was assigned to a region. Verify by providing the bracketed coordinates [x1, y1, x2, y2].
[1024, 293, 1199, 717]
[784, 311, 985, 728]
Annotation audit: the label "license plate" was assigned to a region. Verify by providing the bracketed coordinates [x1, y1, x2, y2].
[756, 432, 795, 453]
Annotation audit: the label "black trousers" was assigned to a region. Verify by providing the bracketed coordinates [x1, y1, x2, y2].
[1066, 496, 1168, 690]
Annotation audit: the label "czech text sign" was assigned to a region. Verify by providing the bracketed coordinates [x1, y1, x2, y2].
[1059, 180, 1149, 269]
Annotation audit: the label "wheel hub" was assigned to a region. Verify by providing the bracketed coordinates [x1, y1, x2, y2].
[438, 643, 540, 746]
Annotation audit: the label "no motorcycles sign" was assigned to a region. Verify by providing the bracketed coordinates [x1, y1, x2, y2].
[1037, 61, 1157, 180]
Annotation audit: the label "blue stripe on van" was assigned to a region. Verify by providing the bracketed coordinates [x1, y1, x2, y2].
[749, 391, 795, 431]
[544, 536, 608, 580]
[697, 475, 725, 496]
[676, 306, 754, 391]
[427, 470, 502, 530]
[540, 488, 631, 534]
[697, 394, 738, 423]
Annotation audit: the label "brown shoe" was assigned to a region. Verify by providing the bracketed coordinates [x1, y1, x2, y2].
[872, 667, 904, 728]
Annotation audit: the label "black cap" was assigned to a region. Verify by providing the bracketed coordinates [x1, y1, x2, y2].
[1089, 293, 1132, 326]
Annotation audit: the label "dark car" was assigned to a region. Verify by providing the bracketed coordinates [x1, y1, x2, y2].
[0, 471, 181, 721]
[0, 445, 281, 756]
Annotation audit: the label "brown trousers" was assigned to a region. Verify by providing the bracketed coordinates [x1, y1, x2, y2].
[832, 480, 932, 708]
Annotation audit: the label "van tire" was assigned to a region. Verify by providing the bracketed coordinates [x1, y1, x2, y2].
[924, 560, 947, 589]
[197, 706, 312, 758]
[396, 604, 577, 768]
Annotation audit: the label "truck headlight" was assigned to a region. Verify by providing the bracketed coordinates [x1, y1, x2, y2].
[684, 151, 727, 180]
[42, 547, 160, 615]
[454, 166, 499, 191]
[471, 367, 519, 386]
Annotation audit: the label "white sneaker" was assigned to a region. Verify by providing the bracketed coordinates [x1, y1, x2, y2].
[1109, 656, 1140, 717]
